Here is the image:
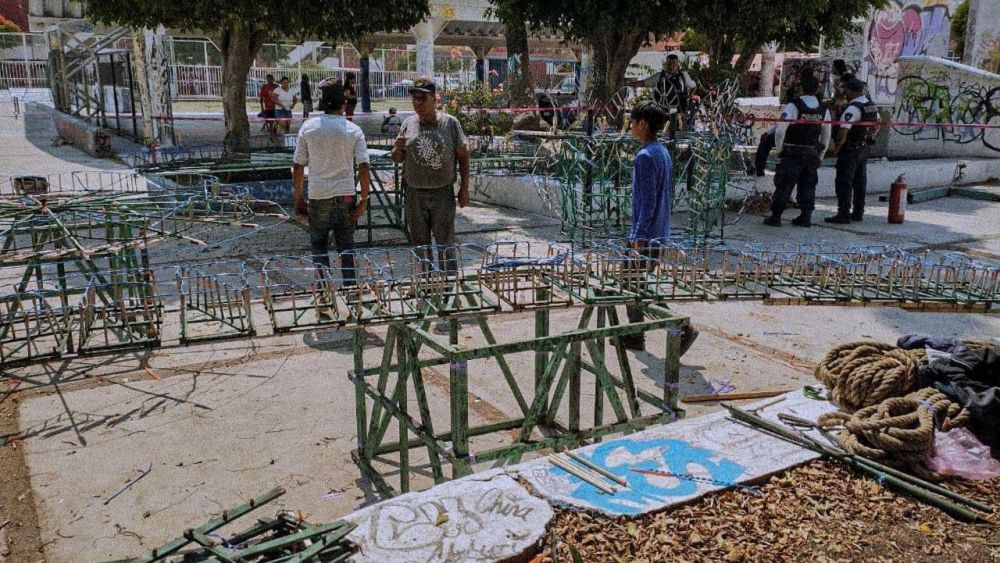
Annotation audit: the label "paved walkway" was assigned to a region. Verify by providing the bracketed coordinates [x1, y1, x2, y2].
[0, 100, 129, 178]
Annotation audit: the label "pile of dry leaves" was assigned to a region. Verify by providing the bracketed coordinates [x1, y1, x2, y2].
[541, 461, 1000, 562]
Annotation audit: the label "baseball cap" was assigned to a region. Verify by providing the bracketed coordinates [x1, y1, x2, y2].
[845, 78, 866, 93]
[409, 78, 436, 95]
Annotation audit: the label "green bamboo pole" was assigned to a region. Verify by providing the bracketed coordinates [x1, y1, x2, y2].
[722, 403, 992, 522]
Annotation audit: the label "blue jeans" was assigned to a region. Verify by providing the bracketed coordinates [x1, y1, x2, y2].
[308, 196, 356, 284]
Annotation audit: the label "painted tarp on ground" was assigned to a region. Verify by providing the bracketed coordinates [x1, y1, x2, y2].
[344, 470, 554, 563]
[512, 390, 837, 517]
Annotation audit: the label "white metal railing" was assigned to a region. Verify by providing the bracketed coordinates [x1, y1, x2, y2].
[0, 32, 48, 62]
[171, 65, 426, 100]
[0, 60, 49, 90]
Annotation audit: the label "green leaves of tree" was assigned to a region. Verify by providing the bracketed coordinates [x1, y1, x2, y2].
[79, 0, 430, 41]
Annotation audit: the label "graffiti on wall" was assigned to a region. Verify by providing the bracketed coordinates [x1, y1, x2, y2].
[864, 0, 955, 104]
[893, 74, 1000, 152]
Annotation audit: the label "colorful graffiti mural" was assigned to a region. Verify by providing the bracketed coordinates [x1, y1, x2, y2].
[893, 74, 1000, 153]
[864, 0, 955, 104]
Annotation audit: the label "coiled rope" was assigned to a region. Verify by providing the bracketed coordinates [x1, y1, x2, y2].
[811, 340, 999, 477]
[818, 388, 970, 478]
[814, 341, 924, 412]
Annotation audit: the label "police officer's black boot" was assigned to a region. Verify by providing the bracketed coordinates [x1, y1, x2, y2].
[824, 214, 851, 224]
[791, 215, 811, 227]
[762, 214, 781, 227]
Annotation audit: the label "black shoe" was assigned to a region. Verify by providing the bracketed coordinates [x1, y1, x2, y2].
[824, 215, 851, 224]
[763, 216, 781, 227]
[851, 214, 864, 222]
[791, 216, 811, 227]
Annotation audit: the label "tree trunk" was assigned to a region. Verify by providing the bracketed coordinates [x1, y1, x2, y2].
[588, 27, 646, 113]
[220, 24, 267, 147]
[505, 20, 534, 107]
[709, 35, 737, 73]
[733, 43, 759, 74]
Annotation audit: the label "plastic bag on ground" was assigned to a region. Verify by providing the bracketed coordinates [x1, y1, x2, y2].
[924, 428, 1000, 480]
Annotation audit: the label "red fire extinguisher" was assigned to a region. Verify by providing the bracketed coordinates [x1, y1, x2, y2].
[888, 174, 907, 224]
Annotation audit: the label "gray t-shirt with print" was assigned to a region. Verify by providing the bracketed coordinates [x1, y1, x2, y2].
[397, 112, 468, 189]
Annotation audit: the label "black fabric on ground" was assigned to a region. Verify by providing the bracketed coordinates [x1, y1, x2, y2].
[917, 347, 1000, 446]
[897, 334, 968, 354]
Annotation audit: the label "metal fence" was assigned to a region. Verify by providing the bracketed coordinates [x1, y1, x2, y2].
[171, 65, 424, 100]
[2, 31, 572, 104]
[0, 60, 48, 90]
[1, 59, 458, 102]
[0, 32, 47, 61]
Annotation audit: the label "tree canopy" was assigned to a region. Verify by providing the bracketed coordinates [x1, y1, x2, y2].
[684, 0, 887, 72]
[491, 0, 687, 105]
[78, 1, 428, 44]
[950, 0, 969, 60]
[493, 0, 885, 106]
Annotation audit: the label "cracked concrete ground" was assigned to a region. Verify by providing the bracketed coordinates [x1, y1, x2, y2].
[2, 101, 999, 561]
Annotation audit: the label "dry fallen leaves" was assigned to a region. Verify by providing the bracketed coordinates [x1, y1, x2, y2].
[548, 461, 1000, 563]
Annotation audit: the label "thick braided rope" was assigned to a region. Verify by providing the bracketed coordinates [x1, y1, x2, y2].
[814, 342, 922, 411]
[818, 388, 970, 478]
[965, 339, 1000, 351]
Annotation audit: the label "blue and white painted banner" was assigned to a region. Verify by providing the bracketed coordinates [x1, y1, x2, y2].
[512, 390, 837, 517]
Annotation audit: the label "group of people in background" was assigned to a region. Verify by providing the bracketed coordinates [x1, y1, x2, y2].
[292, 74, 694, 353]
[258, 72, 359, 136]
[286, 54, 874, 355]
[760, 59, 877, 228]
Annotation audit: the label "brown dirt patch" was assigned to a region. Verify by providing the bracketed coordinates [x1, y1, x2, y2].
[0, 383, 44, 562]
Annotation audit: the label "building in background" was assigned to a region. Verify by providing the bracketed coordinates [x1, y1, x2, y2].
[0, 0, 28, 30]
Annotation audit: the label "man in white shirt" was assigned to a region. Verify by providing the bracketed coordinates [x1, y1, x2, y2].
[292, 78, 370, 306]
[826, 78, 878, 223]
[764, 74, 832, 228]
[273, 76, 298, 135]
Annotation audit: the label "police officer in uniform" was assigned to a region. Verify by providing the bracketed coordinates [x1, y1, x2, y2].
[826, 78, 877, 223]
[763, 74, 831, 228]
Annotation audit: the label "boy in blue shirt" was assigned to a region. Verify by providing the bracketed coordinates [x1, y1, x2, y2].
[629, 100, 673, 242]
[622, 100, 698, 355]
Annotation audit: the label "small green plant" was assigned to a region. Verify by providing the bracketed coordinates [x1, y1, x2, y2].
[685, 59, 739, 92]
[443, 85, 513, 136]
